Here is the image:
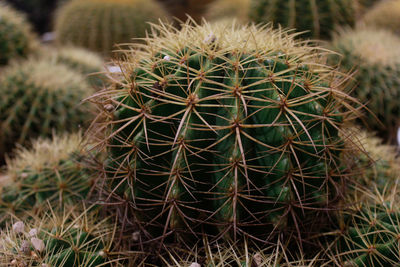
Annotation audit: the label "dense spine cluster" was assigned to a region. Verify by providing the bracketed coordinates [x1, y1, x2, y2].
[249, 0, 356, 39]
[92, 21, 360, 242]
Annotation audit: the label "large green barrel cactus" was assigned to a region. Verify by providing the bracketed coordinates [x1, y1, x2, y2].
[0, 133, 96, 213]
[0, 3, 37, 65]
[91, 21, 360, 242]
[0, 206, 114, 267]
[362, 0, 400, 36]
[54, 0, 170, 56]
[249, 0, 356, 39]
[330, 28, 400, 144]
[0, 59, 94, 160]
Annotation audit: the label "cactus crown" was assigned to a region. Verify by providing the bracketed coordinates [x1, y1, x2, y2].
[93, 20, 361, 243]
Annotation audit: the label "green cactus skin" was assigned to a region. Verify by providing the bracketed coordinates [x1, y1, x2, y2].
[92, 21, 360, 242]
[54, 0, 170, 56]
[0, 59, 94, 160]
[0, 206, 113, 267]
[43, 46, 105, 88]
[334, 201, 400, 266]
[0, 133, 96, 213]
[0, 3, 37, 65]
[330, 28, 400, 144]
[249, 0, 356, 39]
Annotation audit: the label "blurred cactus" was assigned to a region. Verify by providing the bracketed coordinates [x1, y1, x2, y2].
[249, 0, 356, 39]
[6, 0, 66, 34]
[362, 0, 400, 36]
[43, 46, 105, 87]
[91, 20, 361, 243]
[0, 133, 96, 213]
[330, 28, 400, 143]
[156, 0, 214, 23]
[0, 59, 94, 160]
[0, 205, 115, 267]
[54, 0, 170, 56]
[204, 0, 250, 23]
[0, 3, 37, 65]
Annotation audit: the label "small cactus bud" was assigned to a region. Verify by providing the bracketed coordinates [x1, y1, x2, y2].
[104, 104, 114, 112]
[253, 252, 262, 266]
[12, 221, 24, 234]
[29, 228, 38, 237]
[189, 263, 201, 267]
[132, 231, 140, 242]
[163, 55, 171, 61]
[31, 237, 45, 252]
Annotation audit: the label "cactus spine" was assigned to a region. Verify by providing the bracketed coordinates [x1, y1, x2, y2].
[92, 21, 360, 242]
[0, 59, 94, 159]
[249, 0, 356, 39]
[0, 3, 37, 65]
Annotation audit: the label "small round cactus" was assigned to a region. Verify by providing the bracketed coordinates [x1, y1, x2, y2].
[330, 28, 400, 143]
[54, 0, 170, 56]
[0, 133, 96, 213]
[43, 46, 105, 87]
[92, 20, 361, 243]
[361, 0, 400, 36]
[0, 3, 37, 65]
[204, 0, 250, 23]
[249, 0, 356, 39]
[0, 205, 114, 267]
[0, 59, 94, 160]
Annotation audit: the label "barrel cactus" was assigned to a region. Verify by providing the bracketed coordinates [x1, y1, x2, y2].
[156, 0, 215, 23]
[0, 133, 96, 213]
[0, 3, 37, 65]
[330, 28, 400, 143]
[332, 193, 400, 266]
[0, 59, 94, 160]
[54, 0, 170, 56]
[43, 46, 105, 87]
[361, 0, 400, 36]
[249, 0, 356, 39]
[0, 206, 114, 267]
[91, 20, 361, 243]
[204, 0, 250, 23]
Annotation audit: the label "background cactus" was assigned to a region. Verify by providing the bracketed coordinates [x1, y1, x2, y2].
[0, 205, 115, 267]
[156, 0, 214, 23]
[330, 28, 400, 144]
[42, 46, 105, 87]
[0, 3, 37, 65]
[248, 0, 356, 39]
[0, 133, 96, 213]
[361, 0, 400, 36]
[92, 21, 361, 243]
[0, 59, 94, 161]
[330, 187, 400, 266]
[54, 0, 170, 56]
[204, 0, 250, 23]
